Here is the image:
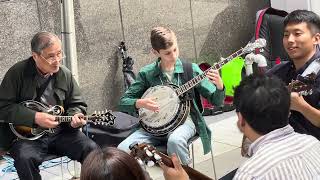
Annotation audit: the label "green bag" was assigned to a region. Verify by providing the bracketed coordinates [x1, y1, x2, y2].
[221, 57, 244, 97]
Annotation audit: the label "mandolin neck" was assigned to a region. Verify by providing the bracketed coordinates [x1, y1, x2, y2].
[55, 116, 89, 123]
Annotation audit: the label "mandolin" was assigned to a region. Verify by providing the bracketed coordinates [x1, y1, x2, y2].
[130, 143, 213, 180]
[287, 73, 315, 95]
[9, 100, 116, 140]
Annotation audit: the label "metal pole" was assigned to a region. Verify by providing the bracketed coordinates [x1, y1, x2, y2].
[61, 0, 79, 83]
[61, 1, 81, 176]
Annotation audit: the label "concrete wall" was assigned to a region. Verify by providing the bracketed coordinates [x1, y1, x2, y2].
[0, 0, 270, 113]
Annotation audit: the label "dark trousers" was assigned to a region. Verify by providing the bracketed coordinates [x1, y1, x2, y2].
[9, 130, 98, 180]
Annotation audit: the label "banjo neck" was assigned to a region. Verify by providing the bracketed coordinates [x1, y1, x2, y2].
[175, 48, 245, 96]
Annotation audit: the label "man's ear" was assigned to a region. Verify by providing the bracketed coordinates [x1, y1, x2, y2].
[238, 112, 246, 127]
[313, 33, 320, 44]
[32, 52, 39, 62]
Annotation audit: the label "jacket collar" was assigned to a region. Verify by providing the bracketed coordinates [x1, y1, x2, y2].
[25, 56, 68, 91]
[25, 57, 38, 76]
[152, 58, 184, 77]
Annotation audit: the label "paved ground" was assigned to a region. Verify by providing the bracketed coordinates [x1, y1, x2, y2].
[0, 110, 246, 180]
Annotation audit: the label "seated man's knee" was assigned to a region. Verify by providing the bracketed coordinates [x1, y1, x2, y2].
[117, 141, 130, 152]
[86, 140, 99, 152]
[80, 140, 99, 162]
[12, 152, 40, 166]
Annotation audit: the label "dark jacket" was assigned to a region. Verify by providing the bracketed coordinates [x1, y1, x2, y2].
[0, 57, 87, 151]
[266, 47, 320, 140]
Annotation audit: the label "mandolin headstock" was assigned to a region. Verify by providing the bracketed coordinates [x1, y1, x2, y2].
[88, 110, 116, 126]
[288, 73, 315, 96]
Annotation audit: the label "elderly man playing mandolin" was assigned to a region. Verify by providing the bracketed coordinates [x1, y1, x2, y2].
[0, 32, 98, 180]
[118, 26, 225, 165]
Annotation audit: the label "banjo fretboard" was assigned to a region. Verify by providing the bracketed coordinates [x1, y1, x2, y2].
[175, 49, 244, 96]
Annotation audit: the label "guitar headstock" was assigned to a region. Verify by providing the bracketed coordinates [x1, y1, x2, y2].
[130, 143, 173, 168]
[130, 143, 213, 180]
[88, 110, 116, 126]
[242, 38, 266, 54]
[288, 73, 316, 96]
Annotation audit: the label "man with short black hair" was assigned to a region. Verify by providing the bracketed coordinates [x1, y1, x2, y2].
[233, 75, 320, 179]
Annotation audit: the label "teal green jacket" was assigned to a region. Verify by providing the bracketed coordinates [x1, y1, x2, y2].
[0, 57, 87, 151]
[118, 58, 225, 154]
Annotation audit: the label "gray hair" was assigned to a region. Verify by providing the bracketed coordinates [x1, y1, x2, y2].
[31, 32, 60, 54]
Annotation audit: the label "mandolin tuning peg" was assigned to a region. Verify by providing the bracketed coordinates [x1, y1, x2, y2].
[147, 160, 155, 167]
[136, 158, 144, 166]
[153, 153, 161, 161]
[145, 149, 152, 157]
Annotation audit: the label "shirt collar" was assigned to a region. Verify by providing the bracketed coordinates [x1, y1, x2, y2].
[153, 58, 184, 77]
[247, 125, 295, 156]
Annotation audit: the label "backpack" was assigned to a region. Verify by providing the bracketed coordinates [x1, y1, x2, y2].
[254, 7, 289, 69]
[83, 111, 139, 147]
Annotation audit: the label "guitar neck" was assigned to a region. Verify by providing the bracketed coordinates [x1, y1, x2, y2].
[159, 152, 212, 180]
[176, 48, 244, 96]
[182, 165, 213, 180]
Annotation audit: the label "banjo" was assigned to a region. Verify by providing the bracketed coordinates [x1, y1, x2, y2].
[139, 39, 266, 136]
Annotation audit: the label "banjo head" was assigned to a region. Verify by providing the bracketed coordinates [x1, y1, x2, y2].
[139, 85, 180, 129]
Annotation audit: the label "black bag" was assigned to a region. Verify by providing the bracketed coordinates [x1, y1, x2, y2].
[83, 111, 139, 147]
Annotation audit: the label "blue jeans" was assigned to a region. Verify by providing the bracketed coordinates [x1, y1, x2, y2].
[117, 118, 196, 165]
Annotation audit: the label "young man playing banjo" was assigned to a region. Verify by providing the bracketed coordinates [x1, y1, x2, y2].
[118, 26, 225, 165]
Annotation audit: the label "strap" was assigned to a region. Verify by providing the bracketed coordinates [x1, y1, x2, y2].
[255, 7, 288, 41]
[181, 60, 203, 113]
[255, 8, 268, 41]
[301, 58, 320, 77]
[34, 75, 53, 102]
[181, 61, 193, 83]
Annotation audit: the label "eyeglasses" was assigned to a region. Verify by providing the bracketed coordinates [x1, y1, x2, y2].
[39, 51, 65, 64]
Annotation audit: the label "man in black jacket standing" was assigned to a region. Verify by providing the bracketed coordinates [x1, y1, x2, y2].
[0, 32, 98, 180]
